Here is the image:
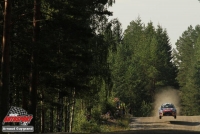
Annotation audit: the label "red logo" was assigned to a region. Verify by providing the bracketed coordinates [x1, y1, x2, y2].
[2, 106, 33, 126]
[3, 116, 33, 123]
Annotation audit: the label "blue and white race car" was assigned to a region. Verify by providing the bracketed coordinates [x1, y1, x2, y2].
[159, 103, 177, 119]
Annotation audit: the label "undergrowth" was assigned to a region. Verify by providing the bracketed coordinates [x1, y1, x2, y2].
[79, 114, 131, 133]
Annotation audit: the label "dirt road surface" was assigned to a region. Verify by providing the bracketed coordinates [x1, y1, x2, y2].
[30, 116, 200, 134]
[105, 116, 200, 134]
[129, 116, 200, 131]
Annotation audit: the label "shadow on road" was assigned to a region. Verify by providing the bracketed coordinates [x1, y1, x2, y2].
[169, 121, 200, 126]
[130, 117, 138, 122]
[132, 124, 167, 129]
[104, 129, 200, 134]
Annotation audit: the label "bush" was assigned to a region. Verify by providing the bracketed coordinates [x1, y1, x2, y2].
[81, 121, 102, 133]
[91, 108, 102, 123]
[80, 121, 92, 132]
[90, 123, 102, 133]
[73, 110, 87, 132]
[117, 117, 129, 128]
[101, 99, 116, 115]
[140, 101, 152, 117]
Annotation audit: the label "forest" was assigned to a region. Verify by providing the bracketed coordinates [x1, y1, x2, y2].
[0, 0, 200, 133]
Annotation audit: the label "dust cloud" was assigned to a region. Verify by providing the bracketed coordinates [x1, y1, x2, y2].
[152, 87, 181, 117]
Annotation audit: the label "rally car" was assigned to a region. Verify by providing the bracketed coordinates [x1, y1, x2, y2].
[159, 103, 177, 119]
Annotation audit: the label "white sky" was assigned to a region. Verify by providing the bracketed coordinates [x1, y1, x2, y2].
[108, 0, 200, 48]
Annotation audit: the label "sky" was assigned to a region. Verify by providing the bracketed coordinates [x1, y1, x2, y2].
[108, 0, 200, 48]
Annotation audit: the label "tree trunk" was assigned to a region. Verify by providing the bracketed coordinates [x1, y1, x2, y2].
[16, 85, 20, 106]
[57, 91, 63, 132]
[65, 97, 70, 132]
[29, 0, 40, 129]
[50, 105, 53, 132]
[22, 76, 28, 110]
[152, 78, 156, 102]
[22, 85, 28, 110]
[105, 80, 108, 101]
[0, 0, 11, 126]
[41, 90, 45, 133]
[64, 97, 66, 132]
[9, 53, 13, 106]
[69, 88, 76, 132]
[81, 99, 84, 110]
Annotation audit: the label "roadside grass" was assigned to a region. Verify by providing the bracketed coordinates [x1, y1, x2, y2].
[100, 114, 131, 132]
[80, 114, 132, 133]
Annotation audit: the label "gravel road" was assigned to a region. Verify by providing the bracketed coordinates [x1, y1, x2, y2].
[129, 116, 200, 131]
[28, 116, 200, 134]
[104, 116, 200, 134]
[124, 116, 200, 134]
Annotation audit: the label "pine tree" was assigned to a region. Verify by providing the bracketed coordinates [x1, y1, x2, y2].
[0, 0, 12, 126]
[155, 25, 178, 88]
[175, 25, 200, 115]
[111, 18, 178, 116]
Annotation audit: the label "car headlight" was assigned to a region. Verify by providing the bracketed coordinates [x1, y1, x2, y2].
[172, 108, 176, 111]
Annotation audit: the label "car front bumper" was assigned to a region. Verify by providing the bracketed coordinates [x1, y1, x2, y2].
[159, 111, 176, 116]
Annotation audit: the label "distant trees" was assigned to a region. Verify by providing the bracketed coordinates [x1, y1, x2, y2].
[110, 18, 178, 116]
[173, 25, 200, 115]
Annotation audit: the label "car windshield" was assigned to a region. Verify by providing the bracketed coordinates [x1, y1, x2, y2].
[161, 104, 174, 108]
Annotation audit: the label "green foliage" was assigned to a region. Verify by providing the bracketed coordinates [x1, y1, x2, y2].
[89, 123, 102, 133]
[110, 18, 177, 116]
[140, 101, 152, 117]
[73, 110, 87, 132]
[81, 121, 102, 133]
[101, 99, 116, 115]
[91, 107, 102, 123]
[5, 0, 200, 132]
[117, 119, 129, 128]
[0, 0, 120, 133]
[174, 25, 200, 115]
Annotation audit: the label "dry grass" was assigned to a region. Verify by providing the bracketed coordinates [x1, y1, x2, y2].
[100, 115, 131, 132]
